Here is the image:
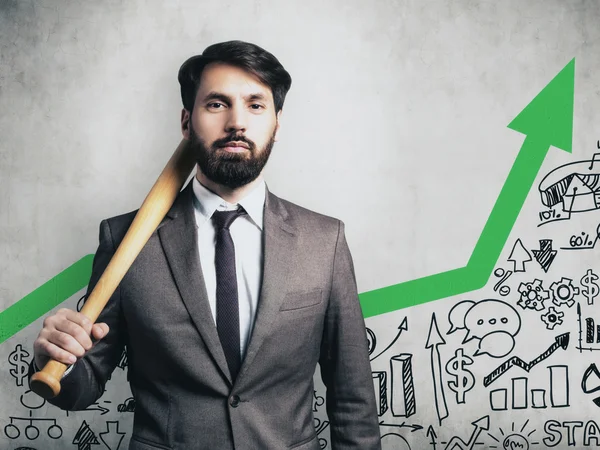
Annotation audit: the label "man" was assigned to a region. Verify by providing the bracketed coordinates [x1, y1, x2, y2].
[29, 40, 381, 450]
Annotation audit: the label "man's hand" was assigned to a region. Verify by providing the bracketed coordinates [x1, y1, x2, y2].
[33, 308, 109, 369]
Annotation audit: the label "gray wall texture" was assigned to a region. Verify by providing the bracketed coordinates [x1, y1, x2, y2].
[2, 0, 600, 449]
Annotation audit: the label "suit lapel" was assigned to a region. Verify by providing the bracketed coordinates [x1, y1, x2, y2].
[158, 180, 233, 384]
[236, 188, 297, 382]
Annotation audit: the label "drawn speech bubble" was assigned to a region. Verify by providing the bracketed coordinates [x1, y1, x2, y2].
[475, 330, 516, 358]
[463, 299, 521, 343]
[447, 300, 476, 334]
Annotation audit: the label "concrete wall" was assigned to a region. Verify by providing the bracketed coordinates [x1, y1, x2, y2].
[1, 1, 600, 448]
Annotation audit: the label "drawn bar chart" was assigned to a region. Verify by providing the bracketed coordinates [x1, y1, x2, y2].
[585, 317, 600, 343]
[576, 303, 600, 351]
[372, 371, 388, 416]
[390, 353, 416, 417]
[489, 365, 569, 410]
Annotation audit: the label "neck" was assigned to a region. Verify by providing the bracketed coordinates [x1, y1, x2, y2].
[195, 170, 262, 204]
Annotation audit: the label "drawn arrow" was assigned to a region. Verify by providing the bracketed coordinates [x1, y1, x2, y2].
[0, 59, 575, 343]
[507, 238, 532, 272]
[443, 416, 490, 450]
[427, 425, 438, 450]
[359, 58, 574, 317]
[426, 313, 448, 426]
[379, 421, 423, 432]
[370, 317, 408, 361]
[84, 402, 110, 415]
[483, 332, 570, 386]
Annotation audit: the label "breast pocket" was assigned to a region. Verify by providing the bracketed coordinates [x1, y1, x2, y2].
[279, 289, 323, 311]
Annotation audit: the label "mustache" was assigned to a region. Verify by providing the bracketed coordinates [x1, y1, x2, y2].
[213, 134, 255, 150]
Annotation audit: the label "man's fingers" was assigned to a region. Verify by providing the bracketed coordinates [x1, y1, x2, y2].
[57, 308, 93, 335]
[50, 321, 90, 357]
[91, 323, 109, 341]
[35, 338, 78, 366]
[33, 309, 106, 370]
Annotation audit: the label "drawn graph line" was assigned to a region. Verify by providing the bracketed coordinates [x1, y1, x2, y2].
[483, 333, 570, 386]
[442, 415, 490, 450]
[370, 317, 408, 361]
[358, 58, 574, 317]
[0, 255, 94, 344]
[0, 60, 576, 341]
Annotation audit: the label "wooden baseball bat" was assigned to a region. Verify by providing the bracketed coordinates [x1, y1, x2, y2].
[30, 138, 196, 400]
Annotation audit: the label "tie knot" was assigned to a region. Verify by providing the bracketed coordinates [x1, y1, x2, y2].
[212, 208, 246, 230]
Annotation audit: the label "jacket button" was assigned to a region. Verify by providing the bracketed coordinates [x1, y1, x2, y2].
[230, 395, 240, 407]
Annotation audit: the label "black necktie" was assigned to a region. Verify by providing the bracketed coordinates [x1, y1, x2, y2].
[212, 207, 247, 381]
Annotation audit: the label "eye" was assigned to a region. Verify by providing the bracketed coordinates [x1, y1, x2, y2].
[207, 102, 225, 109]
[250, 104, 264, 110]
[477, 319, 484, 325]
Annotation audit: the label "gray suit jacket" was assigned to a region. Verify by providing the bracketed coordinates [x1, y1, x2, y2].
[29, 181, 381, 450]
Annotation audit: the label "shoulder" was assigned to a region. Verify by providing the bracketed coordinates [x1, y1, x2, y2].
[269, 191, 344, 239]
[97, 209, 138, 246]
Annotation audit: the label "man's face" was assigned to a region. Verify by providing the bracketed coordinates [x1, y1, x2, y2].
[181, 62, 281, 189]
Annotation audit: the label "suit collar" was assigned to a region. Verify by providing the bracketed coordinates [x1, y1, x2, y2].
[158, 179, 296, 385]
[191, 175, 267, 231]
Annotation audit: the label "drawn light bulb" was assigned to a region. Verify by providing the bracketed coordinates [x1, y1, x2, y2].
[503, 433, 529, 450]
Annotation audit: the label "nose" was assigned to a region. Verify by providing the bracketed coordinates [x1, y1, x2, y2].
[225, 103, 247, 133]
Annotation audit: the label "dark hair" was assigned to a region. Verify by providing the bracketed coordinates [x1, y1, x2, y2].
[178, 40, 292, 113]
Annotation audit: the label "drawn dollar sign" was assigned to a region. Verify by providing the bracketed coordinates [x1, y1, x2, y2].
[581, 268, 600, 305]
[9, 344, 30, 387]
[445, 348, 475, 404]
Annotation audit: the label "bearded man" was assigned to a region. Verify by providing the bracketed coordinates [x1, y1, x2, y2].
[29, 40, 381, 450]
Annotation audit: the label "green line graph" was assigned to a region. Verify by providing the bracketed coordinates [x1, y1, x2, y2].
[0, 58, 575, 343]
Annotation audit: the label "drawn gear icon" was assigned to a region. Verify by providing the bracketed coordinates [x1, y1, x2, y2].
[550, 277, 579, 308]
[541, 306, 564, 330]
[517, 279, 550, 311]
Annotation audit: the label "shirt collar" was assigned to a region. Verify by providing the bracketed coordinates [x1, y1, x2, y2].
[192, 172, 266, 230]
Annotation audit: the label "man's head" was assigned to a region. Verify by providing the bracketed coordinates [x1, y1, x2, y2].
[178, 40, 292, 189]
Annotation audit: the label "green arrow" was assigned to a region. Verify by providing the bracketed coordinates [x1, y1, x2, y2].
[360, 58, 575, 318]
[0, 255, 94, 343]
[0, 58, 576, 343]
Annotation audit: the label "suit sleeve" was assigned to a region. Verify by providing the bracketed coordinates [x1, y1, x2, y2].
[319, 220, 382, 449]
[28, 218, 127, 410]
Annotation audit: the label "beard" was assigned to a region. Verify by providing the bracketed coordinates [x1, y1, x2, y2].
[189, 124, 276, 189]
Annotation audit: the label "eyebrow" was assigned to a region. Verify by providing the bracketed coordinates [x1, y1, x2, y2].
[201, 91, 268, 103]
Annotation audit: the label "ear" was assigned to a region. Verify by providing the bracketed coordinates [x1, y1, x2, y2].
[181, 109, 191, 139]
[274, 109, 282, 142]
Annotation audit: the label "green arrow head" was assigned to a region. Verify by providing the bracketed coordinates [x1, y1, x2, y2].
[508, 58, 575, 153]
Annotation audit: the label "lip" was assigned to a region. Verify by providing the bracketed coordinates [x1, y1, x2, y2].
[220, 142, 250, 153]
[222, 141, 249, 149]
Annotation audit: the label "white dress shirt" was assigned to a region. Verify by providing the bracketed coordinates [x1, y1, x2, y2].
[192, 173, 265, 359]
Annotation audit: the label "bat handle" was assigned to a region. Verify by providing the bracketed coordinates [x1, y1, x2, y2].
[30, 306, 96, 399]
[30, 359, 70, 399]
